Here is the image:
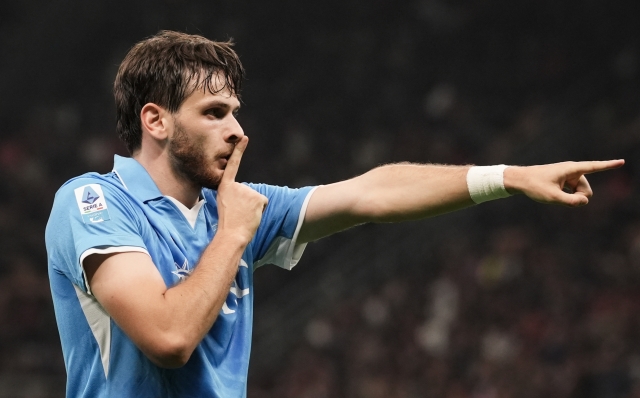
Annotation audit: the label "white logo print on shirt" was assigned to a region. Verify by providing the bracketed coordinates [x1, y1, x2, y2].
[221, 259, 250, 314]
[172, 259, 191, 282]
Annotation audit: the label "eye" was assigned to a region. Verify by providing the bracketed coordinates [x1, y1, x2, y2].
[206, 108, 226, 119]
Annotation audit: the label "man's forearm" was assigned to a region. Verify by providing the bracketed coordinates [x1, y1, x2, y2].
[89, 137, 268, 369]
[299, 163, 475, 242]
[159, 232, 248, 364]
[87, 232, 249, 369]
[356, 163, 475, 222]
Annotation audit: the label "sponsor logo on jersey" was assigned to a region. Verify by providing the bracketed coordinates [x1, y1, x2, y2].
[74, 184, 112, 224]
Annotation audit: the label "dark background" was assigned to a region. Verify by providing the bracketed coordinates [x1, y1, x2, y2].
[1, 0, 640, 397]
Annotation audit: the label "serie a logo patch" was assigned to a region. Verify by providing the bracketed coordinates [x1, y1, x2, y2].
[73, 184, 112, 223]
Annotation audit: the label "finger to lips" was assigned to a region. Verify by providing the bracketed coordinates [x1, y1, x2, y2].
[221, 136, 249, 184]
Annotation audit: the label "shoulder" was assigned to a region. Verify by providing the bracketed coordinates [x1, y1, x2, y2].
[200, 184, 317, 216]
[48, 171, 143, 233]
[199, 184, 298, 202]
[46, 171, 148, 245]
[242, 183, 315, 197]
[53, 172, 131, 208]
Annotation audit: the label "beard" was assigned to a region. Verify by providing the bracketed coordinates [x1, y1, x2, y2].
[168, 122, 223, 190]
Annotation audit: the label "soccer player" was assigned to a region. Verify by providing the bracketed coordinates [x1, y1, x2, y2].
[45, 30, 623, 398]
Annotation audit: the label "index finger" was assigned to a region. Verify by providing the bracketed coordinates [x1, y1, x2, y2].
[570, 159, 625, 175]
[221, 136, 249, 184]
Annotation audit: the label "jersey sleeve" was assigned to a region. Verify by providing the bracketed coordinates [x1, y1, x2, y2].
[247, 184, 317, 270]
[45, 177, 148, 294]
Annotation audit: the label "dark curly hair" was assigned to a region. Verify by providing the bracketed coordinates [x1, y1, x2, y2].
[114, 30, 245, 154]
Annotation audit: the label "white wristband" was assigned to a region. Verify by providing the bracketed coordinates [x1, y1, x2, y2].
[466, 165, 512, 204]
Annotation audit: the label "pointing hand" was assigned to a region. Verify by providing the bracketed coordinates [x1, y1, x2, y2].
[504, 160, 625, 207]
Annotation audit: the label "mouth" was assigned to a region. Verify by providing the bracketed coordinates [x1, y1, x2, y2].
[219, 154, 231, 169]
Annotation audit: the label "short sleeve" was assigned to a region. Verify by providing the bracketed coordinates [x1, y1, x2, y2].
[45, 178, 148, 294]
[247, 184, 317, 270]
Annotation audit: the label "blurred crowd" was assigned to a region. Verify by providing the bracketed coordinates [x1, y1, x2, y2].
[250, 212, 640, 398]
[2, 0, 640, 396]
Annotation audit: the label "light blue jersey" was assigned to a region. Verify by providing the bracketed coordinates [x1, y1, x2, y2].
[45, 155, 315, 398]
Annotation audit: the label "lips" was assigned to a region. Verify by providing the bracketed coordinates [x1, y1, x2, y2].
[218, 155, 230, 169]
[217, 149, 233, 169]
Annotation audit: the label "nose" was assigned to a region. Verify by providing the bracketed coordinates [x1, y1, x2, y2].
[224, 116, 245, 144]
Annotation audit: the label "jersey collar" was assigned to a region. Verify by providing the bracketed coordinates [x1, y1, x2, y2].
[112, 155, 164, 203]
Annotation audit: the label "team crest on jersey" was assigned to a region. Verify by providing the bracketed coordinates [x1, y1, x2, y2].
[74, 184, 111, 223]
[172, 258, 192, 282]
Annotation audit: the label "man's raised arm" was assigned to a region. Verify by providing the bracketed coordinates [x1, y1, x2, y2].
[83, 137, 267, 368]
[298, 160, 625, 244]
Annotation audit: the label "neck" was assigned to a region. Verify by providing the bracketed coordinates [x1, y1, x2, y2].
[133, 149, 201, 209]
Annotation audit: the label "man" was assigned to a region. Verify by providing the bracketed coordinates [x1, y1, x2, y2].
[45, 30, 623, 397]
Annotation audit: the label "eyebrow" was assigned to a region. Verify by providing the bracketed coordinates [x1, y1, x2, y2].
[203, 100, 241, 112]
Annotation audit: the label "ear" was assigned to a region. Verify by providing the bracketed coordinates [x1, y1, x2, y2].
[140, 103, 171, 141]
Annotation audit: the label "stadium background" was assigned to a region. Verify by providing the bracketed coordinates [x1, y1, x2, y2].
[1, 0, 639, 396]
